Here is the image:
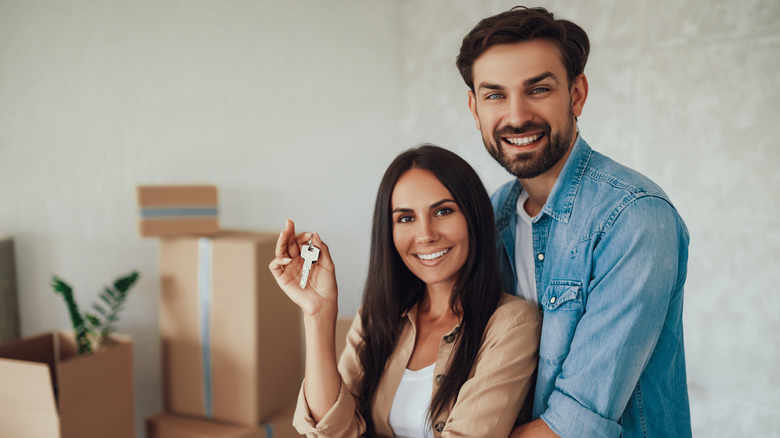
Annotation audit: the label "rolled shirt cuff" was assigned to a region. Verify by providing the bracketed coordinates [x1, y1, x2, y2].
[540, 390, 623, 438]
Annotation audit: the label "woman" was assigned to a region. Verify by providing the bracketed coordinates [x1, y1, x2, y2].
[269, 145, 541, 437]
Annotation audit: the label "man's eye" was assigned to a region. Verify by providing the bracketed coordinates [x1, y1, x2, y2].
[485, 93, 503, 100]
[530, 87, 550, 95]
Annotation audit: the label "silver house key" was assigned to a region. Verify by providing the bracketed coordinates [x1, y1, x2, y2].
[299, 237, 320, 289]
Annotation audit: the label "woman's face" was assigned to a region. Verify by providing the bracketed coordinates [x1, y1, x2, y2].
[391, 168, 470, 292]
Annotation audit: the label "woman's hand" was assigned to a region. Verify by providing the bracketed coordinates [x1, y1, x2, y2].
[269, 219, 338, 318]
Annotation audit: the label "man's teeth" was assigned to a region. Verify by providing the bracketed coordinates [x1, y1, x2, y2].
[417, 249, 449, 260]
[506, 134, 542, 146]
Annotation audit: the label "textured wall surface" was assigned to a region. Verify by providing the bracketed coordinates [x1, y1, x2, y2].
[1, 0, 778, 436]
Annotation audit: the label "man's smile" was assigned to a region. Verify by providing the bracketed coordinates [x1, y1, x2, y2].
[503, 133, 544, 147]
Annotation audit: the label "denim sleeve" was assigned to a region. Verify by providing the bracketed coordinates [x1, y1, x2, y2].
[540, 196, 687, 438]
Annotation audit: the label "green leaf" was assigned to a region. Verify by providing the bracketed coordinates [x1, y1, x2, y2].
[92, 303, 108, 317]
[113, 271, 139, 293]
[103, 286, 119, 301]
[99, 292, 113, 307]
[85, 312, 101, 326]
[51, 276, 72, 295]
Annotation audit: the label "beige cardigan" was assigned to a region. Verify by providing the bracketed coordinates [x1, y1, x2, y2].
[293, 294, 542, 438]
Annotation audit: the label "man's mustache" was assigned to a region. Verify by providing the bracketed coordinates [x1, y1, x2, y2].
[495, 121, 550, 137]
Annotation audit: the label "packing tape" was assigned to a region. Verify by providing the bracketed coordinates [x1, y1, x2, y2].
[140, 207, 218, 219]
[198, 237, 213, 418]
[265, 424, 274, 438]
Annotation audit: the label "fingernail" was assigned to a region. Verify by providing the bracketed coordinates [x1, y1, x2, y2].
[281, 257, 292, 263]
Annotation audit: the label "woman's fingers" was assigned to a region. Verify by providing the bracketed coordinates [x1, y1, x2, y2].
[286, 219, 301, 258]
[275, 229, 288, 259]
[310, 232, 335, 271]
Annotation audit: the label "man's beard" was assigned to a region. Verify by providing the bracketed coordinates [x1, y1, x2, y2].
[484, 115, 576, 179]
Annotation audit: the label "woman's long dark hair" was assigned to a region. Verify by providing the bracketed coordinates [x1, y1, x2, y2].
[356, 144, 503, 435]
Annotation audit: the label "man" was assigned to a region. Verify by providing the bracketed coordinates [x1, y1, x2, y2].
[456, 7, 691, 438]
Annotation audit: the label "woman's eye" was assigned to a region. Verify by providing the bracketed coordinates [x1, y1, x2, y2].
[435, 207, 453, 217]
[397, 216, 413, 223]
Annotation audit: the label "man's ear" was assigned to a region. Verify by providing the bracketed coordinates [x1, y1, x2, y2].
[467, 90, 482, 131]
[571, 73, 589, 117]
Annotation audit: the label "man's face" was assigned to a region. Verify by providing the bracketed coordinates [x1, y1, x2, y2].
[467, 40, 587, 180]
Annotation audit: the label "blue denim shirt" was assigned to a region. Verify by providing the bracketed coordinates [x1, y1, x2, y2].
[491, 137, 691, 437]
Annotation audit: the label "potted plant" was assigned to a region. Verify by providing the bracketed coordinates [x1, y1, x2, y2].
[51, 270, 139, 354]
[0, 270, 139, 438]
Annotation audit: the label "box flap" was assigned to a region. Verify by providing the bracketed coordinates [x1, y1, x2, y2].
[0, 358, 60, 438]
[0, 332, 58, 397]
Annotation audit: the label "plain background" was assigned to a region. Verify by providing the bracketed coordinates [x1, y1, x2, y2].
[1, 1, 778, 436]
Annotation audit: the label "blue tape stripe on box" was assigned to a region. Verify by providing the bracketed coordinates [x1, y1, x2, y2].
[198, 238, 213, 418]
[265, 424, 274, 438]
[140, 207, 218, 218]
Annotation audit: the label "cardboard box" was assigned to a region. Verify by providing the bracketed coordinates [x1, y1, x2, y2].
[137, 185, 219, 237]
[0, 331, 134, 438]
[0, 235, 20, 344]
[146, 405, 299, 438]
[159, 231, 303, 426]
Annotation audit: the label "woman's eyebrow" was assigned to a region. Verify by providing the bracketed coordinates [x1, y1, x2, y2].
[429, 199, 457, 210]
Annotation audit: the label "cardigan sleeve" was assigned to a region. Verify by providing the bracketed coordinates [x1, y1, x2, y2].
[440, 296, 542, 438]
[292, 313, 367, 438]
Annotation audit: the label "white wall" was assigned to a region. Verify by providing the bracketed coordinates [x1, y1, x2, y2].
[0, 0, 402, 434]
[1, 1, 778, 436]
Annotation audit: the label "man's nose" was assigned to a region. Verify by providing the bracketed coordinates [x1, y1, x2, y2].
[506, 96, 532, 127]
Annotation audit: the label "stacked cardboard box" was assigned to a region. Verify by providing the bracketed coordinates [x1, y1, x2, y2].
[0, 234, 20, 344]
[139, 186, 304, 437]
[0, 332, 135, 438]
[137, 185, 219, 237]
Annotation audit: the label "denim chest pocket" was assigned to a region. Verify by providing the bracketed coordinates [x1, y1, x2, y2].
[539, 281, 585, 366]
[540, 281, 583, 311]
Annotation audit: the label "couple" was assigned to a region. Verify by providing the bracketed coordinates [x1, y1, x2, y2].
[269, 7, 691, 438]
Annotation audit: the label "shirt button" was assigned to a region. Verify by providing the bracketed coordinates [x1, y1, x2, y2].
[443, 334, 455, 343]
[537, 253, 545, 261]
[436, 374, 443, 383]
[434, 422, 445, 432]
[550, 296, 556, 304]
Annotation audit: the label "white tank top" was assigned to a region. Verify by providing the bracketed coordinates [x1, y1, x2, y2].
[388, 362, 435, 438]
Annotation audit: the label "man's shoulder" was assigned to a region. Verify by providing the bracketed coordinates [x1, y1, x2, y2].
[566, 147, 688, 245]
[583, 149, 669, 202]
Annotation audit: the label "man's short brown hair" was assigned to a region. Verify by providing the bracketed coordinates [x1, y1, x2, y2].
[456, 6, 590, 90]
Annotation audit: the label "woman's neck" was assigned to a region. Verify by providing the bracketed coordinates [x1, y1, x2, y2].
[420, 283, 458, 320]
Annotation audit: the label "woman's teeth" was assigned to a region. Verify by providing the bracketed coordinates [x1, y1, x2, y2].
[417, 249, 449, 260]
[506, 134, 542, 146]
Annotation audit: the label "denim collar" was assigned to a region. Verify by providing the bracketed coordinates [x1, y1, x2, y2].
[541, 135, 591, 224]
[496, 136, 592, 226]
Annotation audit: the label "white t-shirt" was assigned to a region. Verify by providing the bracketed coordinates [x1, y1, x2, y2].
[514, 190, 539, 304]
[388, 363, 435, 438]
